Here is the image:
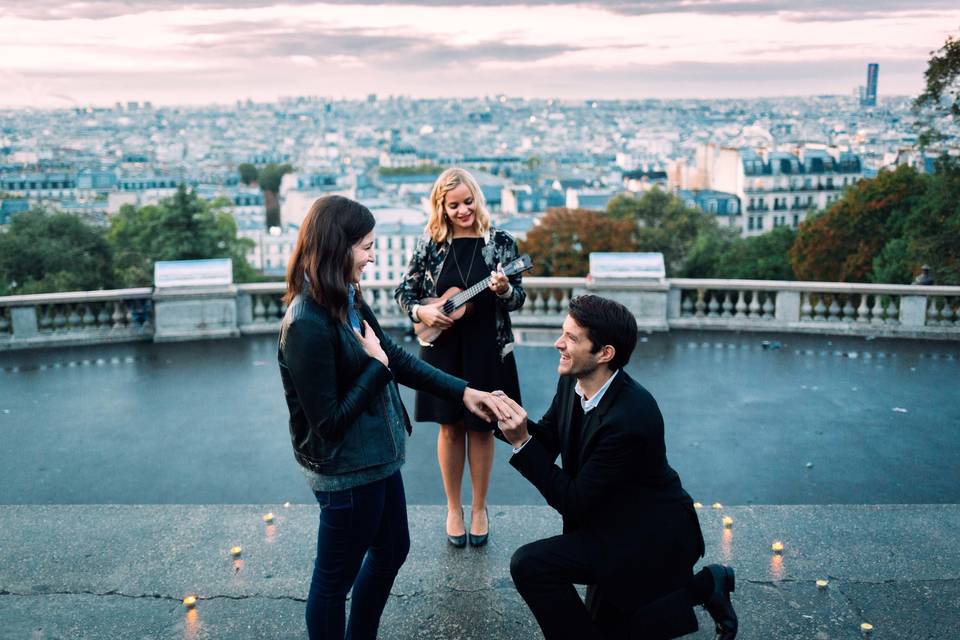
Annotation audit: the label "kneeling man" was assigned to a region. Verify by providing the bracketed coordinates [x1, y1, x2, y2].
[492, 295, 737, 640]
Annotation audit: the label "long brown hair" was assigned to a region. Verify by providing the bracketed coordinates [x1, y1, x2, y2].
[284, 195, 376, 322]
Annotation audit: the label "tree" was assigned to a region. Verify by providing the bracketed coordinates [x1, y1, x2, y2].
[789, 165, 926, 282]
[0, 209, 114, 295]
[605, 190, 721, 275]
[518, 208, 637, 277]
[238, 163, 259, 185]
[258, 163, 294, 228]
[914, 33, 960, 149]
[106, 185, 257, 287]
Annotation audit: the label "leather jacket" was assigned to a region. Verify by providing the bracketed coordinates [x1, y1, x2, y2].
[278, 290, 467, 475]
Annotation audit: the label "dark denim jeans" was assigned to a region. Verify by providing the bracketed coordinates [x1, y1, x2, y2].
[306, 470, 410, 640]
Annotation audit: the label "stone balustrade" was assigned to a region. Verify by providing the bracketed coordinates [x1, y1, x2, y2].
[2, 278, 958, 350]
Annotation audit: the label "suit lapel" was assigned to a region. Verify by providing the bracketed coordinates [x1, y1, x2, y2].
[579, 371, 628, 459]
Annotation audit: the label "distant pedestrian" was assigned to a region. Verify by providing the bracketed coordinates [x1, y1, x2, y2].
[278, 195, 505, 640]
[914, 265, 934, 285]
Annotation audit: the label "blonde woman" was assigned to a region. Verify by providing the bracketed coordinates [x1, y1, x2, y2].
[395, 168, 525, 547]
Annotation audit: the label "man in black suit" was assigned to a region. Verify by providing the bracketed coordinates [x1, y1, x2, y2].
[492, 295, 737, 640]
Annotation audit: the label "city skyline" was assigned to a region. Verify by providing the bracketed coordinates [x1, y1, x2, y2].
[2, 0, 958, 108]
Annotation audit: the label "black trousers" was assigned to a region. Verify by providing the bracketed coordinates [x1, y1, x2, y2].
[510, 507, 703, 640]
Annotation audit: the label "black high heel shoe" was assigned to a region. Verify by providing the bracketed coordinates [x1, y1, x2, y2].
[447, 508, 466, 548]
[468, 507, 489, 547]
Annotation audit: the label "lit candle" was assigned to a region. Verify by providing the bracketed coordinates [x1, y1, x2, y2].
[230, 546, 242, 557]
[263, 512, 275, 524]
[860, 622, 873, 634]
[693, 502, 702, 509]
[183, 595, 197, 609]
[771, 541, 784, 554]
[712, 502, 723, 509]
[722, 516, 733, 528]
[816, 579, 829, 589]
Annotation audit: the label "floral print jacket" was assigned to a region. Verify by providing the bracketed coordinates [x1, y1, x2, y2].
[394, 227, 526, 359]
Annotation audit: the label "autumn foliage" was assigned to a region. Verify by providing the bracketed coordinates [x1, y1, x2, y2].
[518, 207, 638, 277]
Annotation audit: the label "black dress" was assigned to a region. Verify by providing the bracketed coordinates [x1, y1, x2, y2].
[415, 237, 522, 431]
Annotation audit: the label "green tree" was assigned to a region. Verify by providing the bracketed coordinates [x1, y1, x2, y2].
[238, 163, 259, 185]
[0, 209, 114, 295]
[258, 163, 294, 228]
[914, 33, 960, 148]
[107, 185, 257, 287]
[605, 190, 721, 275]
[518, 208, 637, 277]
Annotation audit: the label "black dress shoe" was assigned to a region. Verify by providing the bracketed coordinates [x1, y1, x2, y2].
[703, 564, 737, 640]
[468, 507, 489, 547]
[447, 508, 466, 548]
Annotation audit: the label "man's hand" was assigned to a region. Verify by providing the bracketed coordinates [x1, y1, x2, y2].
[463, 387, 508, 423]
[490, 391, 529, 448]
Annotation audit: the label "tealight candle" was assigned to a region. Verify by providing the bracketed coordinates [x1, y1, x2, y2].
[263, 512, 275, 524]
[816, 579, 829, 589]
[860, 622, 873, 634]
[712, 502, 723, 509]
[183, 595, 197, 608]
[693, 502, 702, 509]
[722, 516, 733, 528]
[230, 546, 242, 557]
[771, 541, 784, 554]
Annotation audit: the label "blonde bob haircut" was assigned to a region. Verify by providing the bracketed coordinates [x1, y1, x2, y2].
[426, 168, 491, 244]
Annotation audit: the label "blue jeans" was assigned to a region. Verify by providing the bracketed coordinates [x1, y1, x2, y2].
[306, 471, 410, 640]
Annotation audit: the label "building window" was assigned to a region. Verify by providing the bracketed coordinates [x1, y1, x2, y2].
[793, 214, 799, 227]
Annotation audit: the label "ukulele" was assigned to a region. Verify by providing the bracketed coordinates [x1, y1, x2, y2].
[414, 254, 533, 346]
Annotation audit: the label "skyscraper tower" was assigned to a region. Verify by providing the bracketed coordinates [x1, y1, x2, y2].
[861, 63, 879, 107]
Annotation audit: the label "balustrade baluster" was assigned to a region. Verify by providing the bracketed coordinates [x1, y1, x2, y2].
[884, 298, 899, 324]
[856, 294, 870, 323]
[870, 296, 885, 324]
[96, 304, 111, 330]
[927, 298, 941, 326]
[694, 289, 706, 318]
[534, 290, 548, 315]
[748, 291, 761, 318]
[841, 296, 855, 322]
[82, 304, 96, 330]
[266, 296, 279, 319]
[111, 302, 127, 329]
[681, 292, 694, 317]
[253, 296, 266, 322]
[939, 299, 954, 326]
[827, 296, 841, 322]
[761, 293, 775, 319]
[0, 309, 10, 335]
[735, 291, 747, 318]
[39, 306, 53, 333]
[813, 294, 827, 321]
[721, 293, 733, 318]
[53, 305, 67, 332]
[67, 305, 82, 330]
[707, 292, 720, 318]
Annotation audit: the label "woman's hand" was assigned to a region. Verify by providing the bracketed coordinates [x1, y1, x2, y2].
[463, 387, 509, 423]
[355, 321, 389, 368]
[418, 303, 454, 329]
[489, 263, 509, 296]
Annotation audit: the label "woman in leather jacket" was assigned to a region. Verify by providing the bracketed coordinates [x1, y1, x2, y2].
[278, 195, 504, 640]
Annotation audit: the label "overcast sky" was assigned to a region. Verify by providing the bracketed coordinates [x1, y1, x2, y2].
[1, 1, 958, 108]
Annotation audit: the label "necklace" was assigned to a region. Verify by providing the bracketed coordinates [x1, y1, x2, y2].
[450, 237, 481, 289]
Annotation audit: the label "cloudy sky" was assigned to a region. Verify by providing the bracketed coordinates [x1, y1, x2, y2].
[1, 0, 958, 107]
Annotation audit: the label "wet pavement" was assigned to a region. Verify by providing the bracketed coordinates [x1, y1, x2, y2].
[1, 330, 958, 506]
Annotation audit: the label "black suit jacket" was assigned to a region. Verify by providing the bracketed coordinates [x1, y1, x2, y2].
[511, 371, 704, 607]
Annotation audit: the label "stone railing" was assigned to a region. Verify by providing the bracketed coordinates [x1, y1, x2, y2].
[0, 288, 154, 350]
[2, 278, 958, 351]
[668, 279, 960, 338]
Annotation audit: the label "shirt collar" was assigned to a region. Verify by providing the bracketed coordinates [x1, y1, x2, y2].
[574, 369, 619, 414]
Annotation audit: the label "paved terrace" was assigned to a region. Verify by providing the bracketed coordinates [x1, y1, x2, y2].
[2, 330, 959, 638]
